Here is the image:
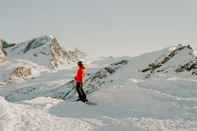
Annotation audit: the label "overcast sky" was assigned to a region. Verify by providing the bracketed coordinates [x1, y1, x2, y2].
[0, 0, 197, 57]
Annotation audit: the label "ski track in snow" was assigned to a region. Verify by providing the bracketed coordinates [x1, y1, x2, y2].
[1, 95, 197, 131]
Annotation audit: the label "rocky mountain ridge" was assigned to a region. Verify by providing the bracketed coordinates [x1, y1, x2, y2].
[141, 44, 197, 78]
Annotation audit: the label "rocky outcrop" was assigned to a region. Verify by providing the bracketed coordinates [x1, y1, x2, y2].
[176, 59, 197, 75]
[141, 44, 196, 78]
[9, 66, 32, 80]
[23, 38, 44, 53]
[50, 38, 86, 68]
[0, 39, 15, 49]
[0, 40, 7, 64]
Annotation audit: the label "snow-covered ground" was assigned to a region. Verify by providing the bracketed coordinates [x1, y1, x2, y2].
[0, 42, 197, 131]
[1, 74, 197, 131]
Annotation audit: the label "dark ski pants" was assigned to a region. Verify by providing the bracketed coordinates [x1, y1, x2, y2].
[76, 82, 88, 102]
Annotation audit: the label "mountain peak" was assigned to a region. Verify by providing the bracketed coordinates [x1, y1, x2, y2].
[6, 35, 86, 68]
[48, 34, 55, 39]
[141, 44, 196, 78]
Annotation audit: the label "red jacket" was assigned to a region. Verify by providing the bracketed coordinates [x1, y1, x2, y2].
[75, 67, 85, 83]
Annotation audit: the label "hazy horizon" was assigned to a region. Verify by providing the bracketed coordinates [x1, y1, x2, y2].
[1, 0, 197, 57]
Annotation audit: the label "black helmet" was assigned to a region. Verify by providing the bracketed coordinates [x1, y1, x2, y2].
[77, 61, 83, 66]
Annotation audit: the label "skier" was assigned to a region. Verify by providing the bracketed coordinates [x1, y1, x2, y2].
[74, 61, 88, 103]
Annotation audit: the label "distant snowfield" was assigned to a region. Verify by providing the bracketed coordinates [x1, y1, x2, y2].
[1, 43, 197, 131]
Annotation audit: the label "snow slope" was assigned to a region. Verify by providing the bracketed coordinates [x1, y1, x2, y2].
[0, 97, 94, 131]
[0, 44, 197, 131]
[2, 78, 197, 131]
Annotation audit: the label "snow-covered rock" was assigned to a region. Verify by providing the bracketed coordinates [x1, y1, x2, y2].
[0, 39, 15, 49]
[175, 59, 197, 74]
[9, 66, 32, 80]
[0, 40, 7, 64]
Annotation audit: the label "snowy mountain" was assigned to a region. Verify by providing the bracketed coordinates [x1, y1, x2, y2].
[141, 44, 197, 78]
[1, 43, 197, 131]
[6, 35, 86, 68]
[0, 35, 86, 82]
